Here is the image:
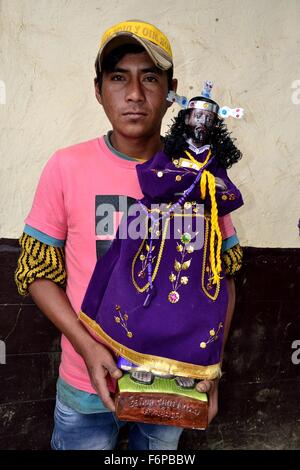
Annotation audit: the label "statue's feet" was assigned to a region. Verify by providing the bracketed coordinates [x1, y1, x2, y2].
[174, 376, 195, 389]
[130, 370, 154, 385]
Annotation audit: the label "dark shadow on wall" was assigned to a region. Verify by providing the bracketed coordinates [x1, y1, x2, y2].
[0, 239, 299, 450]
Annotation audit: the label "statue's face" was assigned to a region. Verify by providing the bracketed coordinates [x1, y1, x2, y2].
[185, 109, 215, 145]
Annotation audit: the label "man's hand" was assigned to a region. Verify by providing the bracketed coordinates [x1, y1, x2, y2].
[82, 341, 123, 412]
[196, 379, 219, 424]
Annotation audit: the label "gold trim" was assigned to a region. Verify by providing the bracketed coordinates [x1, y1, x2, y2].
[177, 158, 199, 171]
[184, 149, 211, 170]
[132, 217, 169, 293]
[79, 310, 221, 380]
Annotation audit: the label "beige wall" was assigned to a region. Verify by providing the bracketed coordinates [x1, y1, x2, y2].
[0, 0, 299, 247]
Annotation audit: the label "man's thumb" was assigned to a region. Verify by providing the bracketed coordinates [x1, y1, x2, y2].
[106, 364, 122, 379]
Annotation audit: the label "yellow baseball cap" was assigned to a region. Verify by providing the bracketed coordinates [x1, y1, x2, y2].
[97, 20, 173, 71]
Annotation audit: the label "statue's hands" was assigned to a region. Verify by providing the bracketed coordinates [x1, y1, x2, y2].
[196, 378, 219, 424]
[215, 177, 227, 191]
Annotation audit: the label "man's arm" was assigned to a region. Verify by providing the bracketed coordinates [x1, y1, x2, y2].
[15, 232, 121, 412]
[221, 276, 236, 355]
[28, 279, 122, 411]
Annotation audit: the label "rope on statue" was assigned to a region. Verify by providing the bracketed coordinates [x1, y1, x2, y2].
[200, 170, 222, 284]
[184, 150, 222, 285]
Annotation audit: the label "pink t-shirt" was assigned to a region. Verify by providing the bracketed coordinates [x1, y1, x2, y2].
[25, 136, 236, 394]
[25, 137, 144, 392]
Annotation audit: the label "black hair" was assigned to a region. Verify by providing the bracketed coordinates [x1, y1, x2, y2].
[95, 43, 174, 91]
[164, 108, 242, 169]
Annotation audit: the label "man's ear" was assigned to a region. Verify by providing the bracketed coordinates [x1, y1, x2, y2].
[94, 78, 102, 105]
[171, 78, 178, 93]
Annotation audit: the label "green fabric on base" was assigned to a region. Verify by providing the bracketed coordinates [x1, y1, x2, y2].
[118, 373, 208, 402]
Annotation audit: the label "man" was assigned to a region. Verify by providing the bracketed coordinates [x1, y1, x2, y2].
[15, 20, 241, 450]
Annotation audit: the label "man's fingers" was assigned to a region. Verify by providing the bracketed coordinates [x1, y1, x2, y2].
[83, 345, 122, 411]
[195, 379, 219, 424]
[108, 366, 123, 380]
[196, 380, 214, 393]
[98, 388, 116, 413]
[103, 356, 123, 380]
[93, 372, 116, 412]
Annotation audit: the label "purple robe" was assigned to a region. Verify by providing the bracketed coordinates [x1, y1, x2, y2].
[80, 146, 243, 379]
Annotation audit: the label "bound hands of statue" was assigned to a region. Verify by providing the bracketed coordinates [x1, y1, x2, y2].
[215, 177, 227, 191]
[196, 378, 219, 424]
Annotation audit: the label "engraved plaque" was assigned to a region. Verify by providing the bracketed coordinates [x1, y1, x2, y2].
[115, 375, 208, 430]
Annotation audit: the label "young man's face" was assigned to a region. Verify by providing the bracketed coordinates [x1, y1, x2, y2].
[96, 51, 176, 140]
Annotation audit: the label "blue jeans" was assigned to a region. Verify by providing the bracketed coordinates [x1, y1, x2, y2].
[51, 396, 183, 450]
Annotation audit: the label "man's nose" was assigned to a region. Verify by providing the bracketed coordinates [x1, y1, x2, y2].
[199, 114, 206, 124]
[126, 78, 145, 102]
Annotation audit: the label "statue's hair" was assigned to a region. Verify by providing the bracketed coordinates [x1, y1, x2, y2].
[164, 109, 242, 168]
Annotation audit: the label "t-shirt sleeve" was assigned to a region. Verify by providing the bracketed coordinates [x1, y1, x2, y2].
[15, 233, 67, 296]
[219, 213, 240, 253]
[25, 152, 67, 242]
[219, 213, 236, 240]
[218, 214, 243, 276]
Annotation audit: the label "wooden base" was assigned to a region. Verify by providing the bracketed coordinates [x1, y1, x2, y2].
[115, 374, 208, 430]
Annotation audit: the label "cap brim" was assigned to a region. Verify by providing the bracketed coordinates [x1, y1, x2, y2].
[97, 33, 173, 71]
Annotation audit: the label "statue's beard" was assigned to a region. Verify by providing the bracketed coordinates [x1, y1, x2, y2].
[186, 126, 209, 145]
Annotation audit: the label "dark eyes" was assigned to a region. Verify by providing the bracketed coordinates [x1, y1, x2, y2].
[144, 76, 158, 82]
[111, 75, 125, 81]
[110, 75, 159, 83]
[195, 114, 213, 123]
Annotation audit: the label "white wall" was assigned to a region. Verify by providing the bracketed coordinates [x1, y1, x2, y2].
[0, 0, 299, 247]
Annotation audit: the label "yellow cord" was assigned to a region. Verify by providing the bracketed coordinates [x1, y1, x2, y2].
[184, 148, 222, 284]
[200, 170, 222, 283]
[184, 149, 211, 169]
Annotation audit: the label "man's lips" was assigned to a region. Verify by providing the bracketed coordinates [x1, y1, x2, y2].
[122, 111, 147, 117]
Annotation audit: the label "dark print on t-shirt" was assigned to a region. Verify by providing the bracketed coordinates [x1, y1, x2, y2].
[95, 195, 136, 259]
